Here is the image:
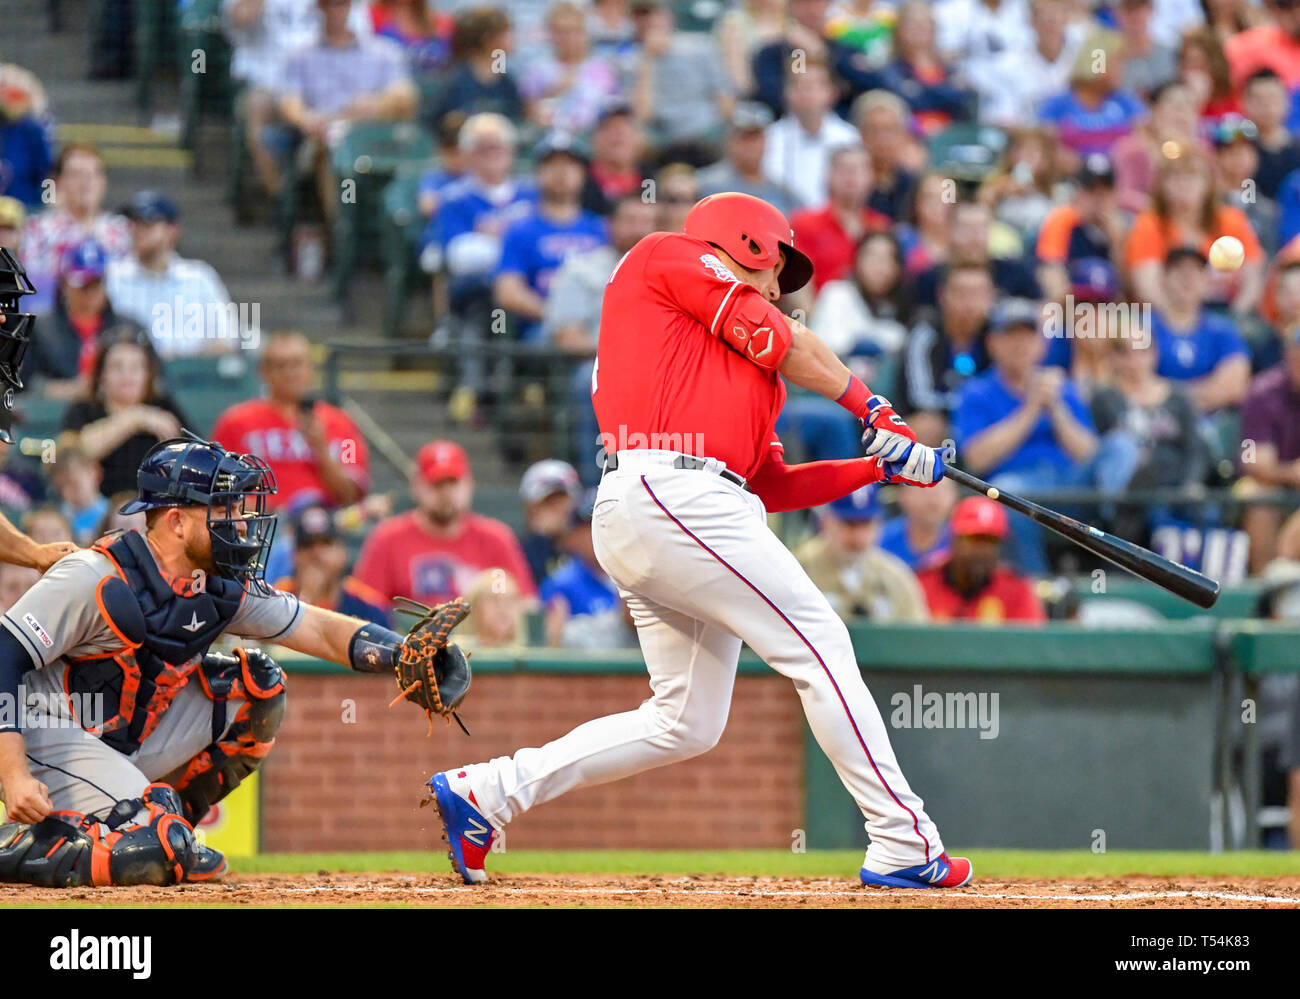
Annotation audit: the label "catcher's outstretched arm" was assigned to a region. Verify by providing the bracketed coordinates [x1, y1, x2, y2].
[276, 603, 375, 666]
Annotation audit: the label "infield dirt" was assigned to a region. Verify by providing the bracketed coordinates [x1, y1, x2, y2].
[4, 874, 1300, 908]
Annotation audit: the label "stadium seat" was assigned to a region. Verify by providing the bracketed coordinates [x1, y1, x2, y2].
[162, 354, 261, 438]
[14, 396, 69, 447]
[927, 122, 1009, 184]
[380, 161, 436, 339]
[330, 121, 434, 305]
[132, 0, 180, 111]
[178, 0, 235, 152]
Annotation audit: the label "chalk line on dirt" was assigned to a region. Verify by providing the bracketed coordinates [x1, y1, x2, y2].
[271, 882, 1300, 905]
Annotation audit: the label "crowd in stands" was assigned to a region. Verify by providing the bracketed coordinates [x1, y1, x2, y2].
[1, 0, 1300, 656]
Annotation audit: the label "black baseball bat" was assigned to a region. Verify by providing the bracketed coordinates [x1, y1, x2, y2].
[943, 464, 1221, 609]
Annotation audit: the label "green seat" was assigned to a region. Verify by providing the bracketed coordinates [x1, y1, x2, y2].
[671, 0, 723, 32]
[133, 0, 180, 111]
[381, 161, 437, 338]
[869, 352, 900, 402]
[1071, 577, 1265, 620]
[928, 122, 1008, 183]
[162, 354, 261, 437]
[178, 0, 235, 150]
[331, 121, 435, 303]
[15, 396, 69, 445]
[331, 121, 434, 182]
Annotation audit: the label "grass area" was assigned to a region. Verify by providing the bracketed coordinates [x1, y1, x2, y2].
[227, 848, 1300, 879]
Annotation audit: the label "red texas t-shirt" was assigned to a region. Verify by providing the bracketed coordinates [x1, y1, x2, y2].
[353, 510, 538, 608]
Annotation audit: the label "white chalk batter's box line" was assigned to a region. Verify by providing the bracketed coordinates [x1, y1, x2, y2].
[272, 882, 1300, 905]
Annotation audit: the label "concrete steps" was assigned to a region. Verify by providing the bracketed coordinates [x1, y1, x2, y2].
[2, 0, 550, 514]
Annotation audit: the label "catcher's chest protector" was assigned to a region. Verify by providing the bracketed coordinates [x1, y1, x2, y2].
[69, 531, 245, 754]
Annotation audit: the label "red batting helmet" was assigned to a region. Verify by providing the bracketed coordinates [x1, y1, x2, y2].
[682, 192, 814, 294]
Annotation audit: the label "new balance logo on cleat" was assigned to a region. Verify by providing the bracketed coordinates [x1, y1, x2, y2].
[918, 861, 946, 884]
[463, 817, 489, 848]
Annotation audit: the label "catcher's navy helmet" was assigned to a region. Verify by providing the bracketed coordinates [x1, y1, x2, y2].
[121, 430, 278, 591]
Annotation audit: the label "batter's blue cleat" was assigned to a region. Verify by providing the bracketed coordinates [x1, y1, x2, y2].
[429, 770, 498, 885]
[859, 852, 973, 889]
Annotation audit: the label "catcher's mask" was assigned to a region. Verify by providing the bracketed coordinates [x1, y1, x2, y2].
[121, 430, 279, 593]
[0, 247, 37, 445]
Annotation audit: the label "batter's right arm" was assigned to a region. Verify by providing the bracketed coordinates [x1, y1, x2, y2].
[777, 315, 855, 400]
[777, 315, 948, 488]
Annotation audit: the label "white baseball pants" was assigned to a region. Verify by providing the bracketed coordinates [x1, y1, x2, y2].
[461, 450, 946, 870]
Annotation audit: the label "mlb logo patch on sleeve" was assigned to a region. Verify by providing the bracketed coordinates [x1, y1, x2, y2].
[23, 613, 53, 648]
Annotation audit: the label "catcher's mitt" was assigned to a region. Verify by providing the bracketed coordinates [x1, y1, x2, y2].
[388, 596, 473, 736]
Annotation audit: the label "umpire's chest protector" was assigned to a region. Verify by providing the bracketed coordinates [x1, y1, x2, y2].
[68, 530, 245, 755]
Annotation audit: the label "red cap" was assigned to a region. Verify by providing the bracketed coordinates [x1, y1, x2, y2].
[950, 496, 1008, 539]
[416, 440, 470, 483]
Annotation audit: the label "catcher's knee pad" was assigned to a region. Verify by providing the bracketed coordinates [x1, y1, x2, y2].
[0, 783, 197, 887]
[176, 648, 286, 825]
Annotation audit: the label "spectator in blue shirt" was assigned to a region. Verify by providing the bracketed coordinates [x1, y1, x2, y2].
[878, 475, 957, 571]
[415, 113, 469, 244]
[425, 113, 536, 295]
[541, 490, 633, 649]
[1037, 30, 1146, 160]
[1150, 247, 1251, 412]
[954, 298, 1138, 572]
[955, 298, 1099, 483]
[427, 112, 538, 413]
[0, 101, 52, 209]
[494, 133, 608, 342]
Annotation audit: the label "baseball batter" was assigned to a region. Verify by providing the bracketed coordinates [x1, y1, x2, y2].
[431, 192, 972, 889]
[0, 433, 471, 887]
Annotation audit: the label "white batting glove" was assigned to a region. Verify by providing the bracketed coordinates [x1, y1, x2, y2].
[862, 427, 914, 464]
[863, 429, 952, 487]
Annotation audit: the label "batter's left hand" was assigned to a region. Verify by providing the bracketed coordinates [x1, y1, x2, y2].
[864, 429, 952, 487]
[862, 394, 915, 442]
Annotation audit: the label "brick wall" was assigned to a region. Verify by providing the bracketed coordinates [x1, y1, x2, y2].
[261, 671, 806, 852]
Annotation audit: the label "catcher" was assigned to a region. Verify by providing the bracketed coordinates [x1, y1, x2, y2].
[0, 432, 471, 887]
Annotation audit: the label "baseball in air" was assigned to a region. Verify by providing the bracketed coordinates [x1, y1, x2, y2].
[987, 487, 1000, 500]
[1208, 235, 1245, 272]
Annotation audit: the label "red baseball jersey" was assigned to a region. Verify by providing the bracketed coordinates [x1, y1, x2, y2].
[210, 399, 370, 509]
[592, 232, 792, 480]
[353, 510, 538, 608]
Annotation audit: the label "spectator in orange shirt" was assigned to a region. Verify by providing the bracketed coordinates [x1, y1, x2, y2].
[1224, 0, 1300, 92]
[1035, 154, 1126, 303]
[210, 330, 370, 510]
[917, 496, 1047, 623]
[1124, 146, 1264, 316]
[354, 439, 537, 608]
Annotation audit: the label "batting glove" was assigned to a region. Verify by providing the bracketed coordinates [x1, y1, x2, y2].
[862, 394, 915, 443]
[863, 429, 953, 487]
